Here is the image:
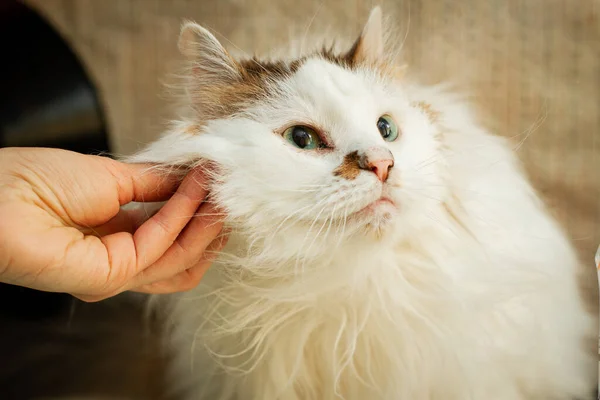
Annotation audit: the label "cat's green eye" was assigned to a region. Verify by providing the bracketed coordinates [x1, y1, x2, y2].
[283, 126, 323, 150]
[377, 115, 399, 142]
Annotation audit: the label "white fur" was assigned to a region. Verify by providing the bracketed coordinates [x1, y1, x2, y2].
[127, 11, 597, 400]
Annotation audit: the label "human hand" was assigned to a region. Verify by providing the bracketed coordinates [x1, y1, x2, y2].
[0, 147, 226, 302]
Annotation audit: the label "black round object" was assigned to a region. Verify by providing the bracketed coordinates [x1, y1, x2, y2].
[0, 0, 109, 153]
[0, 0, 110, 320]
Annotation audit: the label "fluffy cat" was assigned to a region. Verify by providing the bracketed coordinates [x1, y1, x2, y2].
[127, 7, 598, 400]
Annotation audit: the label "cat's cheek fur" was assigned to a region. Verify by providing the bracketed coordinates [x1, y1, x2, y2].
[128, 118, 353, 257]
[381, 108, 449, 240]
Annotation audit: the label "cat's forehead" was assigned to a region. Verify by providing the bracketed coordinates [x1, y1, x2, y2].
[249, 56, 391, 131]
[201, 52, 391, 124]
[291, 58, 374, 99]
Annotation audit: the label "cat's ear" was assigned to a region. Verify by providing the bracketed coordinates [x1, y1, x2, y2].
[178, 21, 241, 83]
[348, 6, 384, 64]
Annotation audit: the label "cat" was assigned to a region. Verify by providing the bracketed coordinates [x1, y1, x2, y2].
[127, 7, 598, 400]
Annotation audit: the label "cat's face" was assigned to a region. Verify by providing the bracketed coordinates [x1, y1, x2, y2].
[135, 8, 448, 257]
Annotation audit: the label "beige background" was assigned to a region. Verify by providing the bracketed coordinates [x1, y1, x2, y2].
[23, 0, 599, 263]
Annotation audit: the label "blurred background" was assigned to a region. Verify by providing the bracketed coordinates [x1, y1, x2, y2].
[0, 0, 598, 398]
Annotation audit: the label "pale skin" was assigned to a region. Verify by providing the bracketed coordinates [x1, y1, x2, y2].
[0, 147, 226, 302]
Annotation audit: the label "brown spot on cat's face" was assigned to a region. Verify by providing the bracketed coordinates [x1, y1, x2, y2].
[334, 151, 361, 180]
[191, 58, 301, 121]
[318, 45, 356, 69]
[193, 56, 336, 121]
[412, 101, 441, 122]
[317, 44, 393, 74]
[205, 59, 394, 120]
[238, 58, 296, 80]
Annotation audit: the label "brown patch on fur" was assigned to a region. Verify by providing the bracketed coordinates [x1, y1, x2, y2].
[412, 101, 441, 122]
[392, 64, 409, 81]
[184, 124, 200, 135]
[318, 42, 392, 73]
[333, 151, 362, 180]
[319, 44, 357, 69]
[238, 58, 295, 80]
[191, 56, 319, 121]
[190, 79, 263, 121]
[190, 45, 394, 122]
[189, 57, 299, 121]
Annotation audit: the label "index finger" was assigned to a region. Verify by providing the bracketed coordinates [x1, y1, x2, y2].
[131, 167, 209, 269]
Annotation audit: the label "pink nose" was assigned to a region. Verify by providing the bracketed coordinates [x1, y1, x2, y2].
[358, 147, 394, 182]
[365, 158, 393, 182]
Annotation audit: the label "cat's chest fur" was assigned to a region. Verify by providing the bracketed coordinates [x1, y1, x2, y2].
[162, 218, 594, 400]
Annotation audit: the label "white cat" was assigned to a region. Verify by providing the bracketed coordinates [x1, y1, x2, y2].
[127, 7, 598, 400]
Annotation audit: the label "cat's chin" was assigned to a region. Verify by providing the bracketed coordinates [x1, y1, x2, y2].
[351, 197, 399, 238]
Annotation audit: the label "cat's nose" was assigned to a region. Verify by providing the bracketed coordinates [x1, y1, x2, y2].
[359, 147, 394, 182]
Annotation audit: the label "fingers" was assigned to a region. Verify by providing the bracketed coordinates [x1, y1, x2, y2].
[75, 216, 226, 302]
[75, 166, 226, 301]
[88, 203, 163, 237]
[87, 208, 141, 237]
[127, 200, 225, 289]
[131, 232, 228, 294]
[131, 168, 209, 271]
[103, 158, 187, 205]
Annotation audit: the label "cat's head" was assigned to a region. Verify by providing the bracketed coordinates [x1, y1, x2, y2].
[131, 7, 448, 259]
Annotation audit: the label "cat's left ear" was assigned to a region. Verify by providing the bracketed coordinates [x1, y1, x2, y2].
[348, 6, 384, 65]
[178, 21, 241, 84]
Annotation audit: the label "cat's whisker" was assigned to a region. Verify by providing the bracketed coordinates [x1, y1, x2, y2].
[300, 212, 333, 273]
[397, 2, 411, 53]
[513, 98, 549, 152]
[422, 211, 461, 239]
[200, 157, 329, 193]
[411, 154, 441, 172]
[300, 1, 324, 54]
[322, 202, 339, 242]
[293, 202, 330, 274]
[275, 195, 332, 237]
[335, 202, 351, 249]
[268, 202, 319, 243]
[227, 171, 328, 192]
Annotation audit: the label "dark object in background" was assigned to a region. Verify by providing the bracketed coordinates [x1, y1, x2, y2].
[0, 0, 109, 153]
[0, 294, 169, 400]
[0, 0, 110, 320]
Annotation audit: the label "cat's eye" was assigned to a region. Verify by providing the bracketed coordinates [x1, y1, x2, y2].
[283, 126, 323, 150]
[377, 115, 399, 142]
